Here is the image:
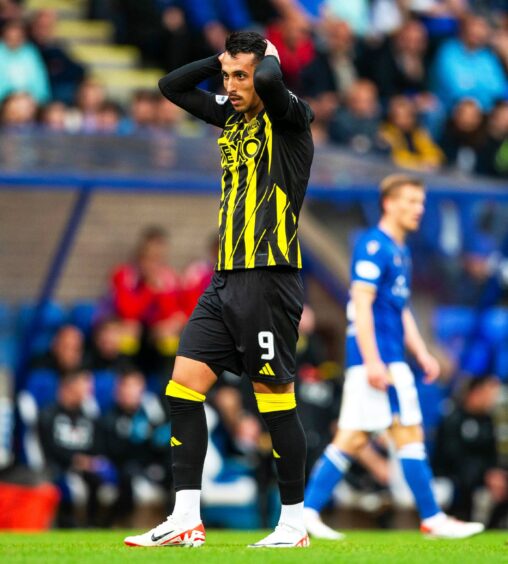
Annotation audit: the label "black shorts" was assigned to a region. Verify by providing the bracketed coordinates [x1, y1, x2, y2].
[178, 268, 304, 384]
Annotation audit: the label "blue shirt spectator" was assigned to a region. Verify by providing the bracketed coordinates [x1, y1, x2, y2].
[431, 15, 508, 111]
[0, 19, 50, 104]
[156, 0, 252, 31]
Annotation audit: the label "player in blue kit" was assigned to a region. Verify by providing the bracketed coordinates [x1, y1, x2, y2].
[303, 174, 485, 540]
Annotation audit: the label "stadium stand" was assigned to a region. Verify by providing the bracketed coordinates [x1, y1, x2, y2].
[0, 0, 507, 531]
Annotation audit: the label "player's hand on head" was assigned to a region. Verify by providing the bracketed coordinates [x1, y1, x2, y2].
[366, 360, 390, 391]
[264, 39, 280, 63]
[419, 351, 440, 383]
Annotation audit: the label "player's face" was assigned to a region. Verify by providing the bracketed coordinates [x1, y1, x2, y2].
[221, 52, 263, 118]
[388, 185, 426, 233]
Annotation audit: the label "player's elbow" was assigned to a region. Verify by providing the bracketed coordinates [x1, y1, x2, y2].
[158, 74, 178, 101]
[253, 66, 278, 96]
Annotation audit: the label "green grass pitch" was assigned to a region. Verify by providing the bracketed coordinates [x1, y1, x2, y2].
[0, 530, 507, 564]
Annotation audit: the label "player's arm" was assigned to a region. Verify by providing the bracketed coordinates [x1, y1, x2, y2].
[158, 55, 229, 127]
[253, 40, 313, 129]
[351, 282, 390, 391]
[402, 307, 440, 383]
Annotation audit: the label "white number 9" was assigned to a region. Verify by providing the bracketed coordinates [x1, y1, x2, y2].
[258, 331, 274, 360]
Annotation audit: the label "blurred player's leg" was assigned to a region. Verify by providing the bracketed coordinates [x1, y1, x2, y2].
[392, 423, 485, 539]
[303, 429, 367, 540]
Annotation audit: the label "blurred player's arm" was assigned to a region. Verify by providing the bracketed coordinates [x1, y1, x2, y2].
[351, 282, 389, 391]
[402, 308, 440, 383]
[158, 56, 229, 127]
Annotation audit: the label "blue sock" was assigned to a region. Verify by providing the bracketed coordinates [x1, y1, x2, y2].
[304, 445, 351, 512]
[398, 442, 441, 520]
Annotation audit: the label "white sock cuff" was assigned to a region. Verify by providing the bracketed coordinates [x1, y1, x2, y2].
[325, 444, 351, 472]
[398, 442, 426, 460]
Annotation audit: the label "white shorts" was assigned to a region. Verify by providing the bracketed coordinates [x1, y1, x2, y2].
[338, 362, 422, 432]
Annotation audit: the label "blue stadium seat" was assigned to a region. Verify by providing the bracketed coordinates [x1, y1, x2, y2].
[17, 301, 66, 334]
[433, 306, 477, 343]
[93, 370, 117, 413]
[25, 369, 59, 409]
[479, 308, 508, 346]
[68, 301, 97, 335]
[460, 338, 492, 376]
[494, 347, 508, 382]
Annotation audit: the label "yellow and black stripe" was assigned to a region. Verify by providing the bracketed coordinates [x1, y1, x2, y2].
[216, 111, 305, 271]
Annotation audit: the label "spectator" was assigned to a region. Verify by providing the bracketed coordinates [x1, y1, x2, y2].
[122, 90, 158, 134]
[379, 95, 445, 170]
[108, 226, 186, 372]
[433, 375, 504, 522]
[176, 0, 253, 52]
[84, 318, 125, 373]
[439, 98, 486, 172]
[328, 80, 385, 154]
[0, 0, 22, 26]
[100, 367, 168, 525]
[73, 78, 106, 133]
[0, 92, 37, 131]
[323, 0, 371, 37]
[38, 369, 108, 527]
[96, 100, 124, 134]
[475, 99, 508, 176]
[307, 91, 338, 146]
[31, 325, 84, 377]
[431, 14, 508, 111]
[301, 18, 358, 98]
[266, 12, 316, 93]
[29, 10, 85, 105]
[294, 305, 341, 474]
[368, 20, 430, 100]
[39, 101, 68, 132]
[0, 19, 50, 104]
[155, 96, 186, 133]
[180, 235, 217, 317]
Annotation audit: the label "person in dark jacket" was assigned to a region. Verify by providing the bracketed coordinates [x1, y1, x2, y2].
[38, 369, 107, 527]
[433, 375, 503, 522]
[100, 367, 168, 524]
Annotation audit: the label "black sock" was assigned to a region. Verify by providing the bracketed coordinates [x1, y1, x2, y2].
[261, 408, 307, 505]
[166, 395, 208, 491]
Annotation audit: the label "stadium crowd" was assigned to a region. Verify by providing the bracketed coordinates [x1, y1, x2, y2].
[0, 223, 504, 530]
[0, 0, 508, 532]
[0, 0, 507, 176]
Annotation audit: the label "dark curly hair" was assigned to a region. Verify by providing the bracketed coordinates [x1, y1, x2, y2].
[224, 31, 266, 62]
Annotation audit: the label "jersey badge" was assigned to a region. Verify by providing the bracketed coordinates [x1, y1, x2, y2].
[366, 240, 380, 255]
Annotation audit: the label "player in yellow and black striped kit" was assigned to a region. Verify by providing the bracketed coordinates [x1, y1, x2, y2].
[124, 31, 314, 549]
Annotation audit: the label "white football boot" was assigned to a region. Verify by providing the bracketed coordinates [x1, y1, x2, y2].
[420, 515, 485, 539]
[303, 508, 345, 540]
[249, 523, 310, 548]
[124, 515, 206, 547]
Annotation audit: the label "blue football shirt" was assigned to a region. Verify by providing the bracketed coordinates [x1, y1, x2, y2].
[345, 226, 412, 368]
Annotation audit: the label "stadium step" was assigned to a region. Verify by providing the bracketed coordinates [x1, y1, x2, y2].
[54, 19, 113, 45]
[92, 68, 164, 102]
[68, 44, 141, 70]
[25, 0, 87, 20]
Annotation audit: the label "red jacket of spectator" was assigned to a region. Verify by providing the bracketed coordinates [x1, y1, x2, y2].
[111, 264, 184, 325]
[181, 260, 214, 317]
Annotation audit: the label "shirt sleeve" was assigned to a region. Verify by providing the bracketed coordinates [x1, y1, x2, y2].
[351, 236, 388, 290]
[254, 55, 313, 130]
[158, 55, 232, 128]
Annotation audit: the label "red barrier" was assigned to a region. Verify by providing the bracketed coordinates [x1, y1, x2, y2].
[0, 482, 60, 530]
